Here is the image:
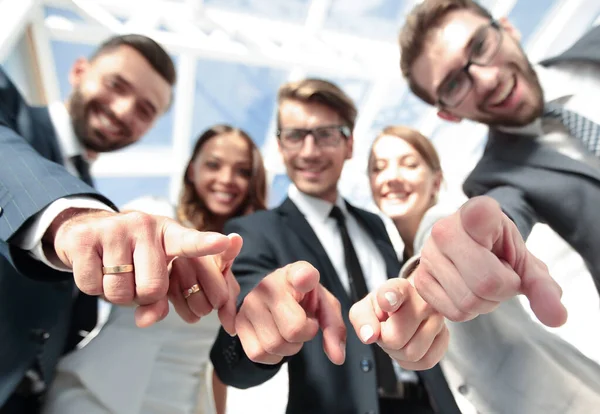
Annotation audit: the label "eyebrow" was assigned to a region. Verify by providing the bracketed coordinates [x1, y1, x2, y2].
[113, 74, 158, 115]
[435, 26, 484, 95]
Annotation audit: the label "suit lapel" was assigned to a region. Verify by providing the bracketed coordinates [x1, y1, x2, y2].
[277, 198, 351, 304]
[488, 129, 600, 184]
[29, 107, 65, 165]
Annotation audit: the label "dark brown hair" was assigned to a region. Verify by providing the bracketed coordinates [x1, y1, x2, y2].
[277, 78, 358, 131]
[177, 124, 267, 231]
[92, 34, 176, 87]
[399, 0, 492, 104]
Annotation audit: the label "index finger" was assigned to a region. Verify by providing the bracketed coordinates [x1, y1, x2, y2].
[162, 220, 230, 258]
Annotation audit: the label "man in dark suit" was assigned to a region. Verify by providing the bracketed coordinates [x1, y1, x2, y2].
[0, 34, 242, 413]
[393, 0, 597, 324]
[209, 78, 469, 414]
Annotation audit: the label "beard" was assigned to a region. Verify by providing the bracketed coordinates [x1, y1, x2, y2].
[470, 49, 545, 128]
[69, 88, 132, 153]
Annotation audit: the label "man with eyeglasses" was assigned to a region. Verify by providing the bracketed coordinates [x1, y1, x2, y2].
[211, 78, 465, 413]
[394, 0, 600, 408]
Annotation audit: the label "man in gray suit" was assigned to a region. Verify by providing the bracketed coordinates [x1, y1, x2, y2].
[0, 35, 241, 413]
[396, 0, 600, 322]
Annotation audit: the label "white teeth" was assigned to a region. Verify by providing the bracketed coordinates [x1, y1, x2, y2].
[213, 191, 235, 202]
[385, 193, 408, 200]
[490, 77, 515, 105]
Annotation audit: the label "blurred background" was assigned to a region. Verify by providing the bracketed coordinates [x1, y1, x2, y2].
[2, 0, 600, 412]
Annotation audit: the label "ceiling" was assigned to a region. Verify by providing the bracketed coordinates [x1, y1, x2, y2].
[1, 0, 599, 209]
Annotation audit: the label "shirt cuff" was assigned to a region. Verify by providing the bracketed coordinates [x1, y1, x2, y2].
[13, 197, 115, 271]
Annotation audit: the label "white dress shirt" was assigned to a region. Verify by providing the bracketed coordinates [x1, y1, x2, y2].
[288, 184, 388, 294]
[288, 185, 419, 382]
[12, 102, 113, 271]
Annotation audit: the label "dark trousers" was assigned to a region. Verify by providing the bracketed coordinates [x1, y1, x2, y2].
[0, 392, 41, 414]
[379, 397, 435, 414]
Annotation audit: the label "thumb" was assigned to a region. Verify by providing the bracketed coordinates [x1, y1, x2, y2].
[459, 196, 504, 251]
[520, 252, 568, 327]
[316, 287, 347, 365]
[162, 219, 230, 258]
[286, 261, 321, 296]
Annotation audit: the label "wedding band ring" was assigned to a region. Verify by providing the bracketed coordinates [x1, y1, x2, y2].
[183, 283, 201, 299]
[102, 264, 134, 274]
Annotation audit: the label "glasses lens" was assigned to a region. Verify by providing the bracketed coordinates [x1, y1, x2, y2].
[440, 72, 471, 107]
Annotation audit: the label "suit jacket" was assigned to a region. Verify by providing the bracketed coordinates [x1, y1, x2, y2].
[463, 25, 600, 293]
[211, 197, 459, 414]
[413, 203, 600, 413]
[0, 67, 113, 405]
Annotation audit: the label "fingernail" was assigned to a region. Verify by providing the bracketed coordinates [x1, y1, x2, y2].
[385, 291, 398, 307]
[227, 232, 240, 239]
[359, 325, 374, 342]
[340, 341, 346, 360]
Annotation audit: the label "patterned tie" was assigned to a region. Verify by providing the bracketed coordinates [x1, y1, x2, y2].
[543, 103, 600, 156]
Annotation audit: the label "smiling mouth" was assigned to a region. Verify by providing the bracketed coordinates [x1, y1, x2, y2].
[212, 191, 237, 203]
[488, 75, 516, 108]
[382, 192, 409, 202]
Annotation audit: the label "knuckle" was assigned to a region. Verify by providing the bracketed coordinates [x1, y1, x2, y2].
[430, 218, 454, 247]
[472, 273, 502, 298]
[261, 336, 285, 355]
[457, 290, 482, 314]
[280, 319, 307, 342]
[402, 342, 426, 362]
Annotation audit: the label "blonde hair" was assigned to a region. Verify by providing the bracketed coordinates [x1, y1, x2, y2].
[277, 78, 357, 131]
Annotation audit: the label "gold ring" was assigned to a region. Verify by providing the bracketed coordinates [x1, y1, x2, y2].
[183, 283, 201, 299]
[102, 264, 134, 274]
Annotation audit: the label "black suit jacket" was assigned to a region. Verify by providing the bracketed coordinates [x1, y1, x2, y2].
[0, 67, 113, 404]
[463, 25, 600, 293]
[211, 198, 459, 414]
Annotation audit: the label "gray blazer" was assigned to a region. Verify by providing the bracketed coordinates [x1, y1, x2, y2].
[413, 203, 600, 414]
[463, 25, 600, 294]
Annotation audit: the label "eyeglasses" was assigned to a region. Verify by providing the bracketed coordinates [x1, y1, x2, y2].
[437, 20, 503, 108]
[276, 125, 351, 150]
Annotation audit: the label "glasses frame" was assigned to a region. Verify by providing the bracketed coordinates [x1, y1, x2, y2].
[276, 125, 351, 150]
[436, 20, 503, 108]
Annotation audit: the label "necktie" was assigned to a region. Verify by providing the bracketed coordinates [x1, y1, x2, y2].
[543, 103, 600, 156]
[70, 154, 93, 185]
[329, 205, 398, 396]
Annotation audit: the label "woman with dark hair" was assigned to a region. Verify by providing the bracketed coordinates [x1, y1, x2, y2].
[43, 125, 267, 414]
[368, 125, 600, 414]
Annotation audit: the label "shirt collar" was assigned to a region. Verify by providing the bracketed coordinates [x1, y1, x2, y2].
[47, 101, 85, 160]
[288, 184, 347, 223]
[497, 64, 576, 135]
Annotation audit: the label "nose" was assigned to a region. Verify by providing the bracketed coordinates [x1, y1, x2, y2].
[298, 134, 321, 157]
[469, 64, 500, 94]
[217, 167, 235, 184]
[110, 96, 136, 123]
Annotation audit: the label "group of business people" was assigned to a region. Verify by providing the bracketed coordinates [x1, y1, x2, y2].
[2, 0, 600, 413]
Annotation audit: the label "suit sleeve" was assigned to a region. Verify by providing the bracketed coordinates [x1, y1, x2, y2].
[210, 215, 287, 389]
[464, 176, 539, 240]
[0, 123, 113, 279]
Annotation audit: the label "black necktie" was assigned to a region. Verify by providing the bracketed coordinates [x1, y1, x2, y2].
[543, 103, 600, 156]
[329, 205, 398, 396]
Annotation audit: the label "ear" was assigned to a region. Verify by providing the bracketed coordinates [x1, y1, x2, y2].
[498, 17, 521, 42]
[433, 171, 443, 193]
[437, 109, 462, 123]
[186, 163, 195, 183]
[69, 57, 90, 87]
[345, 134, 354, 160]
